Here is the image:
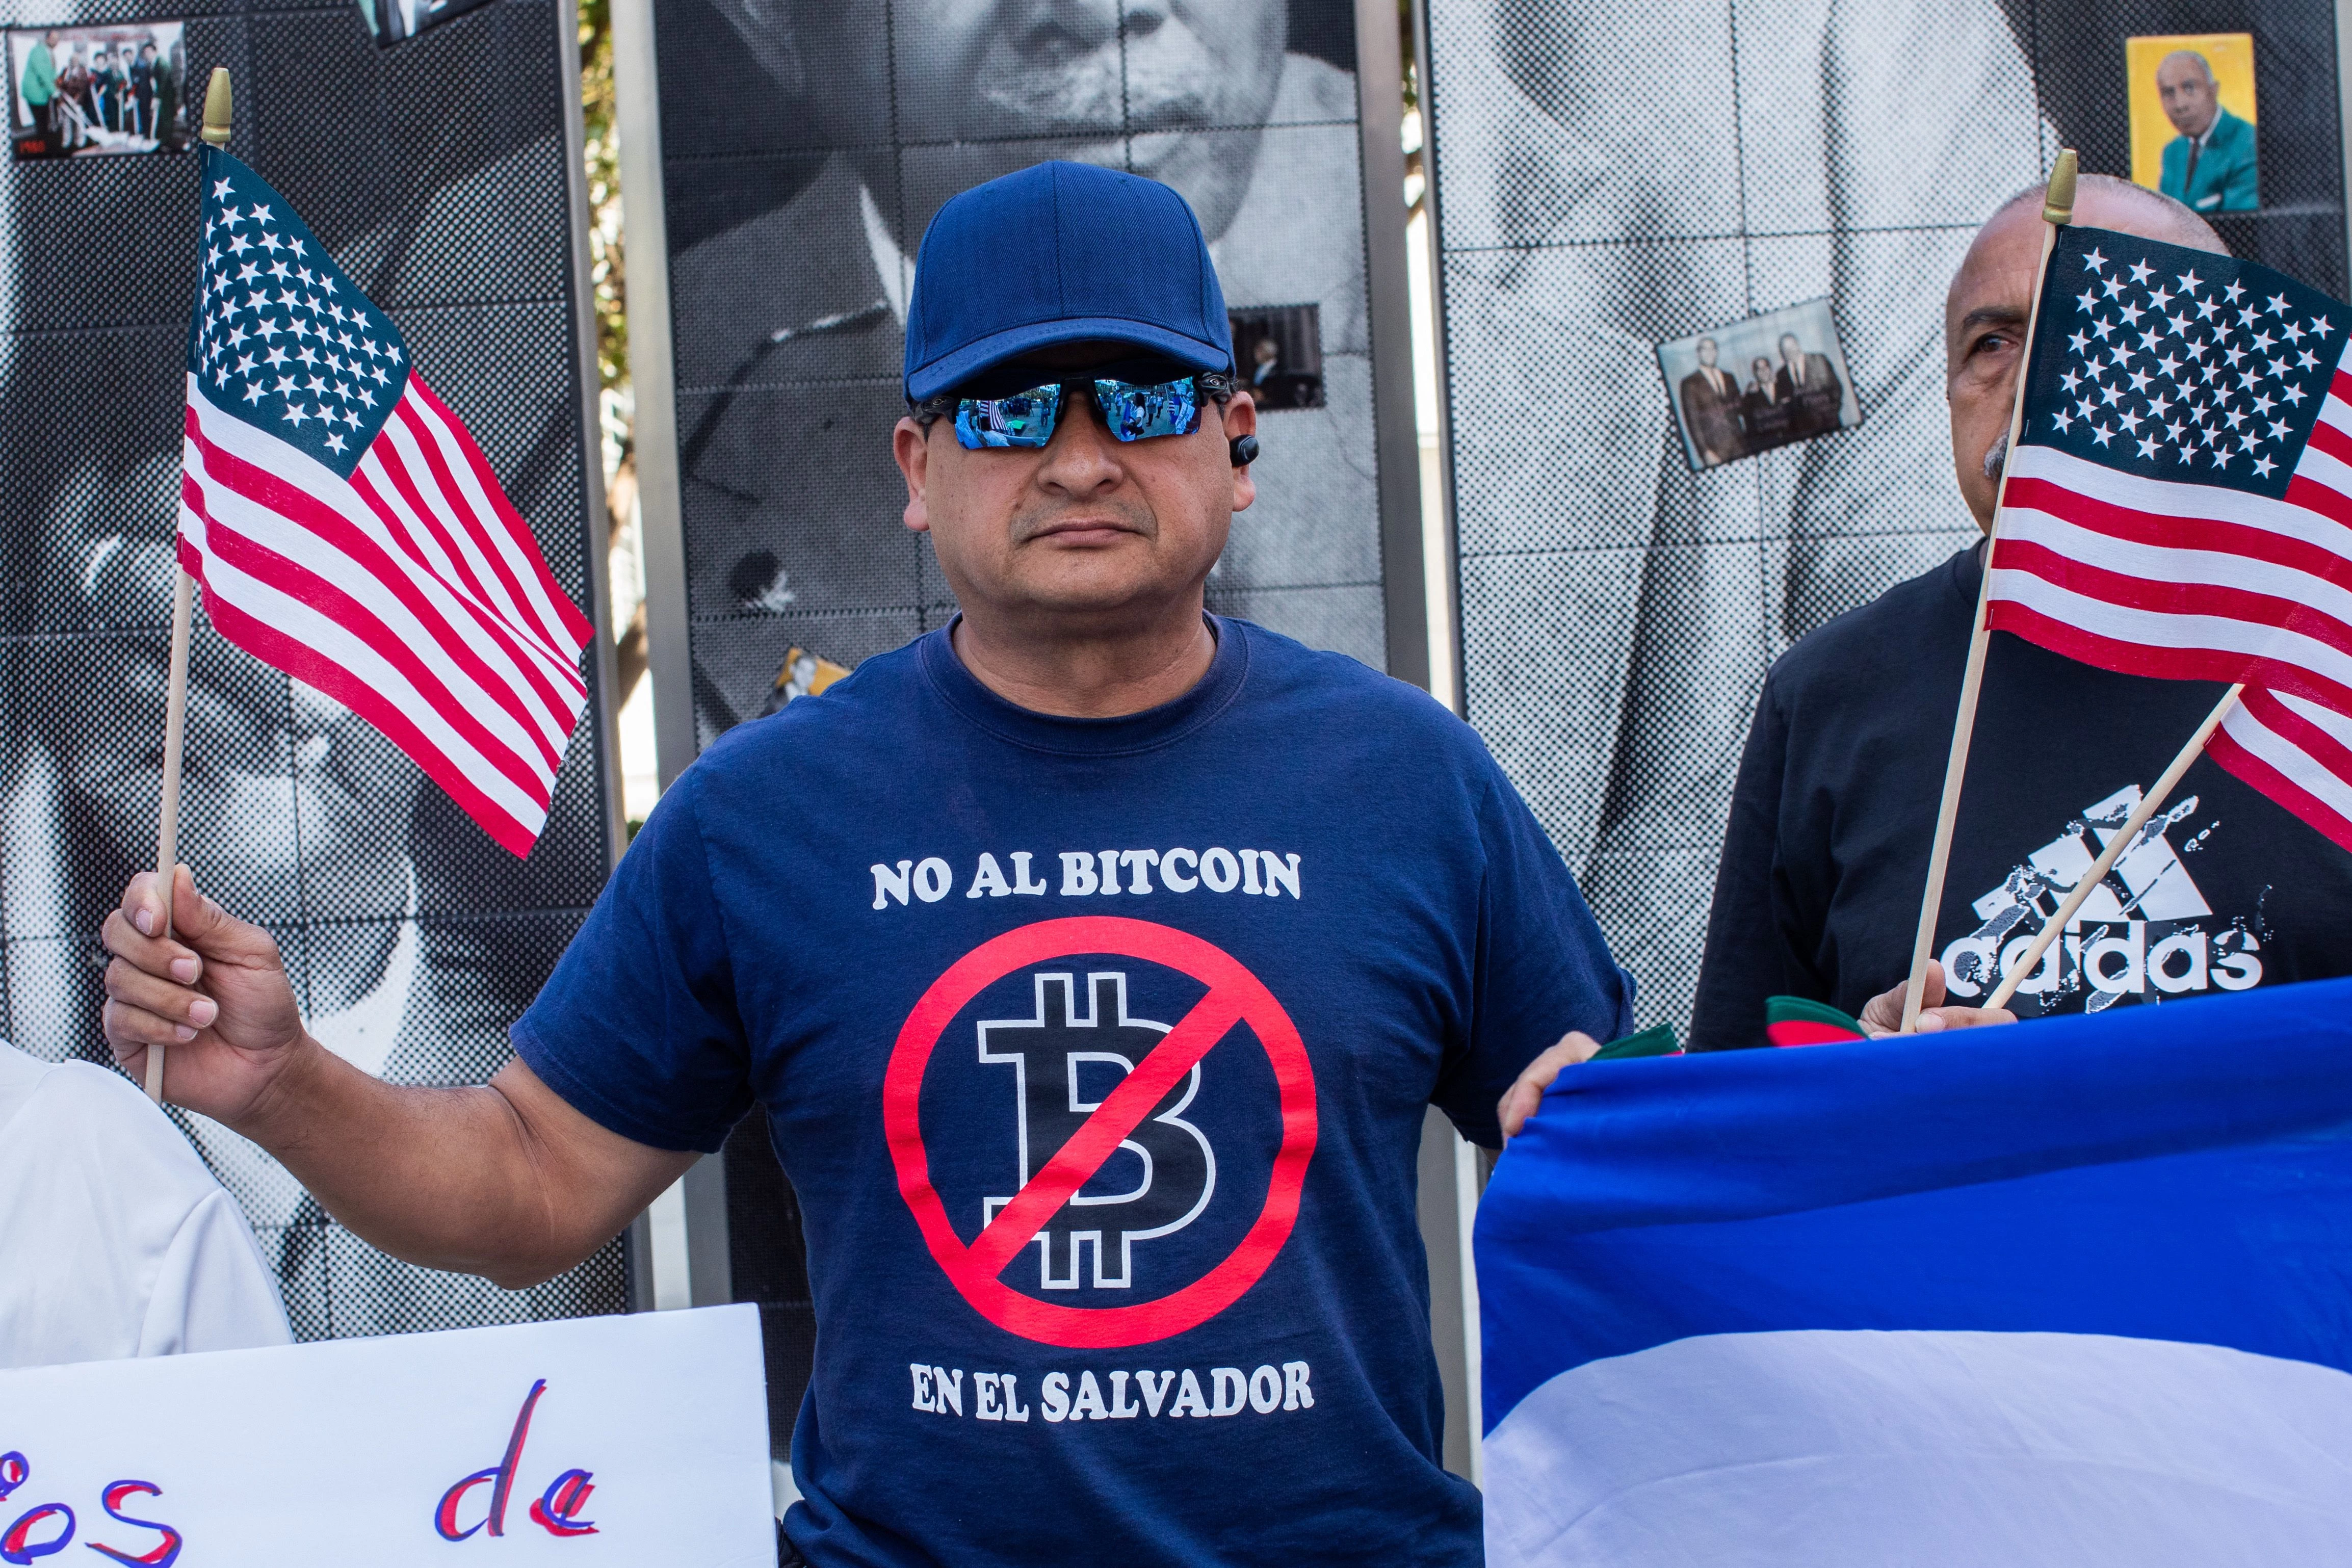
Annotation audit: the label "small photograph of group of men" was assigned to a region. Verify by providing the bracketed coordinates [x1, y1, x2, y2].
[6, 22, 186, 161]
[1228, 304, 1325, 411]
[2127, 32, 2259, 216]
[1657, 298, 1861, 472]
[359, 0, 494, 48]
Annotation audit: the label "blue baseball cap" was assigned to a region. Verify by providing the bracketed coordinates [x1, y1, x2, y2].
[903, 161, 1234, 402]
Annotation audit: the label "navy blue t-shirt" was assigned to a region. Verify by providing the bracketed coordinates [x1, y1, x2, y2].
[514, 618, 1631, 1566]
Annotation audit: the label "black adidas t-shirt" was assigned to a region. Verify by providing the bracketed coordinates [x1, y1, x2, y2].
[1690, 543, 2352, 1051]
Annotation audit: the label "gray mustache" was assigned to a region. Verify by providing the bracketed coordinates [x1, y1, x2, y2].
[1982, 434, 2008, 482]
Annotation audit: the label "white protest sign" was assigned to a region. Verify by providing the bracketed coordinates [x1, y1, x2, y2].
[0, 1302, 773, 1565]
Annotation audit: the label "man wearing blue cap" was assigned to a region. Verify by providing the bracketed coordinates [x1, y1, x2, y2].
[98, 162, 1633, 1565]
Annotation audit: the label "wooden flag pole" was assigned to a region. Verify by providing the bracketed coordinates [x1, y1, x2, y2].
[1982, 683, 2243, 1012]
[145, 67, 234, 1105]
[1898, 148, 2078, 1034]
[148, 570, 193, 1104]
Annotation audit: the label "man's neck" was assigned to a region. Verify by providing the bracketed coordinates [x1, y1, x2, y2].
[951, 608, 1218, 719]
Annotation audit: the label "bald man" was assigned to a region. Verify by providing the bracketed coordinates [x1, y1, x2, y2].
[1689, 174, 2352, 1047]
[2155, 50, 2258, 216]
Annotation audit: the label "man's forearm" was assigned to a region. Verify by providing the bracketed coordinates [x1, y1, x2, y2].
[232, 1040, 584, 1288]
[99, 866, 692, 1290]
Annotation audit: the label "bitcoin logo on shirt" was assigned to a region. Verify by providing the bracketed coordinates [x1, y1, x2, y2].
[977, 972, 1216, 1290]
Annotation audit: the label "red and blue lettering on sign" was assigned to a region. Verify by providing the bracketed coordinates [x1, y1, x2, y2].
[436, 1379, 547, 1541]
[528, 1472, 597, 1538]
[85, 1484, 183, 1568]
[0, 1458, 179, 1568]
[434, 1379, 598, 1543]
[0, 1504, 70, 1565]
[4, 1376, 599, 1562]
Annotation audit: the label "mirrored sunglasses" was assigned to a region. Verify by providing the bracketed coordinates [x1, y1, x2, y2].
[932, 372, 1230, 451]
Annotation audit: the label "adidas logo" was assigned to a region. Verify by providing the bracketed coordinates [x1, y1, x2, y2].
[1942, 786, 2262, 1013]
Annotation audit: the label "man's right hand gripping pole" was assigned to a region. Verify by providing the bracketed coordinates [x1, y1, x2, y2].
[100, 864, 313, 1132]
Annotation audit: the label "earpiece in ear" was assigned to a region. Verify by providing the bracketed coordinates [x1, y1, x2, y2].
[1229, 434, 1260, 467]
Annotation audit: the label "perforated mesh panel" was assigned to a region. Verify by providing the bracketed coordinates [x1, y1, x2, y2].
[0, 0, 624, 1339]
[2007, 1, 2348, 294]
[656, 1, 1391, 733]
[651, 0, 1396, 1454]
[1423, 0, 2345, 1029]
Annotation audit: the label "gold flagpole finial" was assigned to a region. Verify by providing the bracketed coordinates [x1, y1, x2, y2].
[2043, 147, 2078, 227]
[200, 67, 231, 148]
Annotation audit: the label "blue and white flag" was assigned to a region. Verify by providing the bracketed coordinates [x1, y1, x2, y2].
[1477, 982, 2352, 1566]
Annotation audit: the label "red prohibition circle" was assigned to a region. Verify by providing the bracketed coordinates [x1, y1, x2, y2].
[884, 916, 1318, 1349]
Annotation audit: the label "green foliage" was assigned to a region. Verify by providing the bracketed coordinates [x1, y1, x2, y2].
[1399, 0, 1419, 115]
[1400, 1, 1426, 215]
[579, 0, 626, 404]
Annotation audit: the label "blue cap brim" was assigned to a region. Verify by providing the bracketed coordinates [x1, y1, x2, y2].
[906, 316, 1233, 402]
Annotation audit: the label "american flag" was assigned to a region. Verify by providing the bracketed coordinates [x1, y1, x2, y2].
[2206, 688, 2352, 852]
[178, 147, 592, 855]
[1989, 224, 2352, 851]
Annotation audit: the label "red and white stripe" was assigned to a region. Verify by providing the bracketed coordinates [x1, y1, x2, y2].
[1987, 340, 2352, 715]
[178, 372, 591, 854]
[2208, 688, 2352, 852]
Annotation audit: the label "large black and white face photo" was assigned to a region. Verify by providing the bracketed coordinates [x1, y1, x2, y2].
[657, 0, 1388, 745]
[0, 0, 621, 1341]
[1420, 0, 2350, 1027]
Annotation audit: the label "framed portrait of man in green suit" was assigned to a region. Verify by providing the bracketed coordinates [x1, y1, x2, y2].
[2130, 32, 2260, 215]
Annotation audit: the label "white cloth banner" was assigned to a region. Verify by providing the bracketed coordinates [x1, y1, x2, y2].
[0, 1303, 773, 1565]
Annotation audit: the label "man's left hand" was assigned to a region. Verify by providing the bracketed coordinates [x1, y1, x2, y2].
[1496, 963, 2016, 1148]
[1498, 1031, 1602, 1142]
[1858, 962, 2017, 1036]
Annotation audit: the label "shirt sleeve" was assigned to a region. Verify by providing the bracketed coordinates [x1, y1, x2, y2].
[511, 775, 756, 1153]
[1688, 676, 1797, 1051]
[137, 1189, 294, 1357]
[1430, 764, 1636, 1148]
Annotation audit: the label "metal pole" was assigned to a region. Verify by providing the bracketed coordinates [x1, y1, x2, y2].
[609, 0, 695, 794]
[1408, 0, 1466, 714]
[1403, 0, 1482, 1482]
[1356, 0, 1432, 691]
[608, 0, 730, 1309]
[554, 0, 629, 870]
